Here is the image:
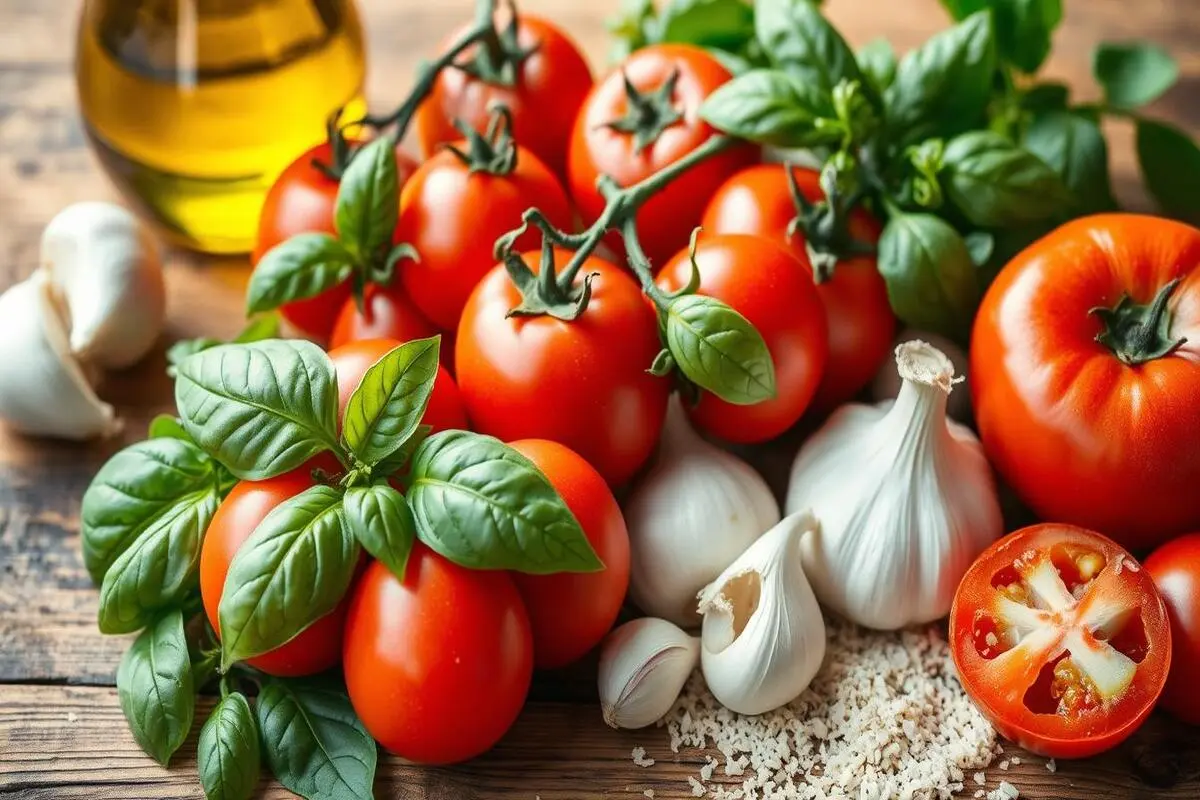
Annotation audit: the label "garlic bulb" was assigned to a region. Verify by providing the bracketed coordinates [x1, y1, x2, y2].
[597, 617, 699, 729]
[626, 395, 780, 627]
[786, 341, 1003, 630]
[872, 328, 971, 422]
[698, 511, 826, 716]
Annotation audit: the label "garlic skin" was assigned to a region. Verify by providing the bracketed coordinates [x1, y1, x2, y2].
[699, 511, 826, 716]
[597, 617, 699, 730]
[786, 341, 1003, 630]
[872, 329, 971, 422]
[41, 202, 165, 369]
[626, 396, 780, 627]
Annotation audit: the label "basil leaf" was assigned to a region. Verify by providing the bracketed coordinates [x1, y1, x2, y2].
[1024, 111, 1117, 216]
[755, 0, 862, 95]
[944, 0, 1061, 73]
[964, 231, 995, 267]
[148, 414, 192, 442]
[664, 294, 776, 405]
[942, 131, 1069, 227]
[198, 692, 260, 800]
[218, 485, 358, 668]
[1021, 81, 1070, 112]
[256, 677, 377, 800]
[167, 337, 223, 372]
[857, 38, 897, 93]
[116, 610, 195, 766]
[82, 438, 218, 585]
[335, 137, 399, 263]
[659, 0, 756, 52]
[245, 234, 356, 316]
[408, 430, 601, 574]
[700, 69, 836, 147]
[344, 483, 416, 581]
[1136, 119, 1200, 221]
[885, 11, 995, 143]
[342, 336, 440, 467]
[233, 314, 282, 343]
[175, 340, 340, 481]
[1094, 42, 1179, 111]
[606, 0, 656, 62]
[878, 213, 979, 339]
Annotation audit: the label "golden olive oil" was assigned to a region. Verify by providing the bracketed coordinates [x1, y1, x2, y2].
[76, 0, 367, 254]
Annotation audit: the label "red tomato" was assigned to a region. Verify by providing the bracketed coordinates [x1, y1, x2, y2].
[950, 524, 1171, 759]
[568, 44, 758, 267]
[342, 550, 533, 764]
[971, 214, 1200, 551]
[199, 467, 347, 676]
[1144, 533, 1200, 725]
[655, 233, 828, 443]
[701, 165, 894, 410]
[456, 249, 668, 486]
[508, 439, 630, 669]
[253, 140, 419, 342]
[414, 14, 591, 178]
[328, 338, 467, 435]
[329, 283, 438, 351]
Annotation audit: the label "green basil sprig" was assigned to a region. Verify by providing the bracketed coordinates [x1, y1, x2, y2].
[342, 336, 440, 467]
[663, 294, 776, 405]
[344, 483, 417, 581]
[756, 0, 862, 96]
[877, 213, 979, 340]
[198, 691, 261, 800]
[941, 130, 1070, 227]
[116, 611, 195, 766]
[607, 0, 761, 68]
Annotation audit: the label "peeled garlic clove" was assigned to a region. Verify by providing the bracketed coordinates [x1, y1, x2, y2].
[0, 272, 119, 440]
[698, 511, 826, 716]
[597, 617, 699, 730]
[41, 202, 165, 369]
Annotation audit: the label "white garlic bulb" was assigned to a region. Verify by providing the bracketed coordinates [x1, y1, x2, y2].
[625, 396, 780, 628]
[698, 511, 826, 716]
[871, 328, 971, 422]
[597, 617, 699, 730]
[786, 340, 1003, 630]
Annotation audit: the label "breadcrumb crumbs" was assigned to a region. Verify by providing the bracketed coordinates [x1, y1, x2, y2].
[632, 747, 655, 767]
[974, 792, 985, 799]
[988, 780, 1020, 799]
[643, 791, 654, 799]
[974, 772, 986, 785]
[999, 760, 1009, 770]
[1046, 758, 1057, 773]
[688, 776, 706, 797]
[1010, 756, 1021, 765]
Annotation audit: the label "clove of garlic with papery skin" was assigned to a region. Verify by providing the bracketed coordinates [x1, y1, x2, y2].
[786, 340, 1003, 630]
[597, 617, 699, 730]
[625, 395, 780, 628]
[699, 511, 826, 716]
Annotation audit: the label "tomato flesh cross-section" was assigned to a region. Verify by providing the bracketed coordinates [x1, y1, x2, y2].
[950, 525, 1171, 759]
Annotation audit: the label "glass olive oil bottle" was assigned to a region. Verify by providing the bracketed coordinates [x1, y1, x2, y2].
[76, 0, 366, 254]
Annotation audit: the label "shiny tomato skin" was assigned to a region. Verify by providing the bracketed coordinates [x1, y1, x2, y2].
[568, 44, 759, 268]
[656, 233, 828, 443]
[329, 283, 438, 352]
[414, 15, 591, 178]
[200, 468, 347, 676]
[1144, 533, 1200, 725]
[701, 165, 894, 411]
[253, 140, 419, 342]
[328, 338, 467, 434]
[342, 550, 533, 764]
[397, 144, 572, 332]
[972, 214, 1200, 551]
[508, 439, 631, 669]
[456, 249, 669, 487]
[950, 524, 1171, 758]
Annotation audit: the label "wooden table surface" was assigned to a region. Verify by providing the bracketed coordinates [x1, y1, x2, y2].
[2, 1, 1200, 798]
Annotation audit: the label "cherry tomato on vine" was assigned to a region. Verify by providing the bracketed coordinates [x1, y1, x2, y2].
[701, 164, 894, 411]
[971, 214, 1200, 550]
[950, 524, 1171, 759]
[329, 283, 438, 352]
[342, 550, 533, 764]
[414, 14, 591, 178]
[456, 249, 668, 487]
[568, 44, 758, 267]
[1144, 533, 1200, 725]
[656, 234, 827, 443]
[508, 439, 630, 669]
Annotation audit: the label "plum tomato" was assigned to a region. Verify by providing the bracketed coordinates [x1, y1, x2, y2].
[1144, 533, 1200, 725]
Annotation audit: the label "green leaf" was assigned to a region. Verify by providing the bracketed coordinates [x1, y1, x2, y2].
[408, 430, 601, 574]
[335, 137, 400, 263]
[944, 1, 1061, 73]
[344, 483, 416, 581]
[658, 0, 756, 52]
[233, 314, 282, 343]
[877, 213, 979, 339]
[755, 0, 862, 95]
[1024, 111, 1117, 215]
[198, 692, 260, 800]
[1136, 119, 1200, 221]
[148, 414, 192, 442]
[116, 610, 195, 766]
[217, 485, 358, 668]
[175, 340, 340, 481]
[664, 294, 776, 405]
[964, 231, 995, 267]
[81, 438, 219, 585]
[245, 234, 356, 316]
[256, 677, 376, 800]
[885, 11, 996, 143]
[857, 38, 897, 93]
[700, 69, 835, 147]
[342, 336, 441, 467]
[167, 337, 223, 372]
[606, 0, 655, 62]
[1021, 81, 1070, 112]
[1094, 42, 1179, 110]
[942, 130, 1069, 227]
[937, 0, 988, 16]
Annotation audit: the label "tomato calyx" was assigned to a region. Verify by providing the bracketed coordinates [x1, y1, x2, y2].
[785, 163, 875, 284]
[1090, 277, 1189, 366]
[455, 0, 536, 88]
[498, 228, 598, 321]
[600, 69, 684, 154]
[311, 108, 359, 181]
[444, 104, 519, 176]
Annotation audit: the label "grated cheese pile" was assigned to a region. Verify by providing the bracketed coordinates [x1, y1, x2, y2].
[652, 616, 998, 799]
